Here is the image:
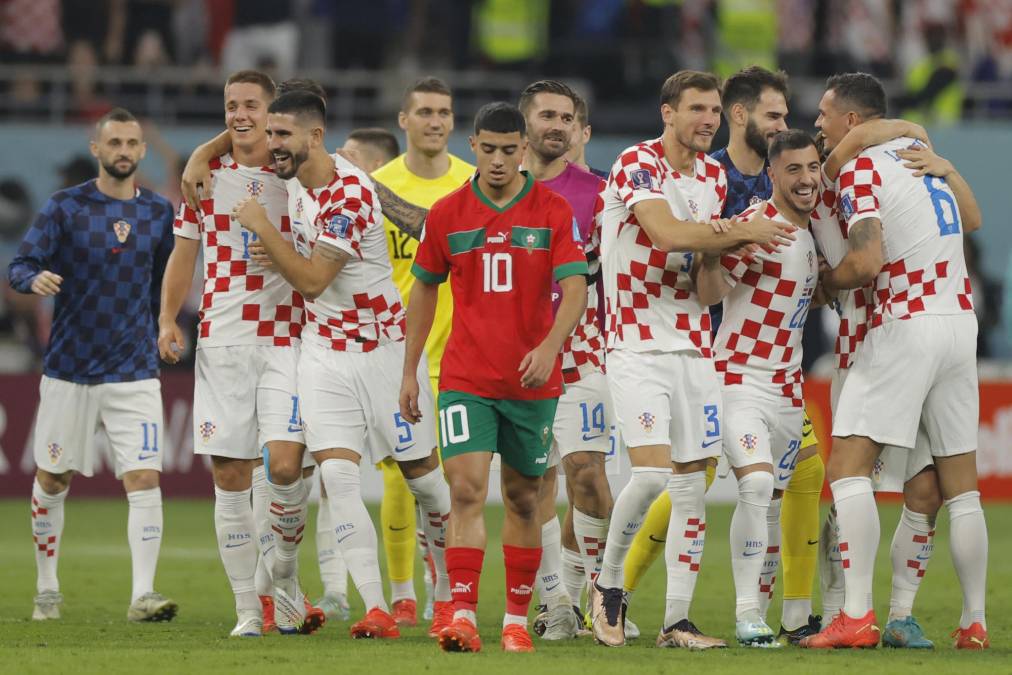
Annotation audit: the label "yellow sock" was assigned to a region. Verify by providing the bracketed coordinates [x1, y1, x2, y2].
[781, 452, 825, 601]
[379, 457, 417, 587]
[622, 462, 717, 592]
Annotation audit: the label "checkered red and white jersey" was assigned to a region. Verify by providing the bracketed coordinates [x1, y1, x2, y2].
[809, 173, 872, 369]
[173, 154, 303, 347]
[714, 201, 817, 406]
[836, 137, 974, 331]
[561, 195, 605, 383]
[600, 138, 727, 355]
[287, 162, 405, 352]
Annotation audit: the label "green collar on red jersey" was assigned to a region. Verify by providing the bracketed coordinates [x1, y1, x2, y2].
[470, 171, 534, 213]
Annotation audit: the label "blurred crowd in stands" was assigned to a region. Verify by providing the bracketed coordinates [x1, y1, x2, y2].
[0, 1, 1011, 121]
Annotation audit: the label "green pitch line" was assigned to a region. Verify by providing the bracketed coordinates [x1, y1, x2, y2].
[0, 499, 1007, 674]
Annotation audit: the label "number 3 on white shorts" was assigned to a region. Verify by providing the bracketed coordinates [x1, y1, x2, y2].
[439, 404, 471, 445]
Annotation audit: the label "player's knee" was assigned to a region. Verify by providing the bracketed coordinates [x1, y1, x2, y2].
[397, 451, 439, 480]
[211, 457, 253, 491]
[501, 483, 540, 522]
[36, 469, 71, 494]
[448, 474, 487, 512]
[269, 455, 302, 485]
[563, 453, 606, 498]
[122, 469, 159, 492]
[904, 467, 942, 516]
[737, 470, 774, 509]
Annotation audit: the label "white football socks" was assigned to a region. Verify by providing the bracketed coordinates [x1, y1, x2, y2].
[214, 486, 259, 613]
[946, 490, 988, 629]
[251, 463, 274, 596]
[819, 506, 844, 618]
[664, 470, 707, 627]
[573, 508, 608, 584]
[888, 505, 934, 621]
[405, 469, 452, 602]
[535, 516, 570, 610]
[127, 487, 163, 603]
[267, 477, 307, 582]
[31, 479, 67, 593]
[598, 466, 671, 589]
[562, 546, 586, 607]
[317, 492, 348, 596]
[319, 458, 386, 611]
[759, 496, 782, 621]
[830, 476, 878, 618]
[730, 471, 773, 621]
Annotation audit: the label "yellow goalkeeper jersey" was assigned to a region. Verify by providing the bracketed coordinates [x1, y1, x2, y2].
[373, 153, 475, 381]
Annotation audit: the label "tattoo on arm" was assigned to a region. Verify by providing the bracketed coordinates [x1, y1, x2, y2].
[848, 217, 882, 252]
[374, 181, 428, 240]
[316, 243, 351, 264]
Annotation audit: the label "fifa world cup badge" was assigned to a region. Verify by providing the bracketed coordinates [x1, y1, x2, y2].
[112, 220, 131, 243]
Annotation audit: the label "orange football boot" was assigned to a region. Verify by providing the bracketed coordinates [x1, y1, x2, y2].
[952, 623, 989, 650]
[501, 623, 535, 653]
[392, 598, 418, 627]
[350, 607, 401, 639]
[259, 595, 277, 633]
[428, 601, 454, 638]
[438, 617, 482, 653]
[799, 610, 880, 649]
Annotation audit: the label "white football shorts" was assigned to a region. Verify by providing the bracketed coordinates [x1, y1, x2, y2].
[33, 376, 164, 478]
[607, 349, 722, 464]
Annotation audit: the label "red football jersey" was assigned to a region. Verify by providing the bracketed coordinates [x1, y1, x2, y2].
[412, 172, 588, 400]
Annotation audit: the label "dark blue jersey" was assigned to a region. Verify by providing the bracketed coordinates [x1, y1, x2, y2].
[8, 180, 175, 384]
[710, 148, 772, 218]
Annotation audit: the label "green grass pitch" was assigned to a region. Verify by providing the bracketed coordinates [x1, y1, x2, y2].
[0, 499, 1008, 674]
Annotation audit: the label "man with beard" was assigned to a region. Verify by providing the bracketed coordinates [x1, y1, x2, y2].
[9, 108, 178, 624]
[622, 66, 825, 644]
[591, 70, 794, 649]
[694, 129, 821, 647]
[233, 90, 452, 642]
[516, 80, 614, 641]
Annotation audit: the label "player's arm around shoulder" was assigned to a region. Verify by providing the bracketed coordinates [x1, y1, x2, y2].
[8, 194, 66, 296]
[895, 145, 982, 233]
[824, 118, 931, 180]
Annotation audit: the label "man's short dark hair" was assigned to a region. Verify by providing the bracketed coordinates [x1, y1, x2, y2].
[573, 94, 589, 128]
[660, 70, 721, 108]
[278, 78, 327, 105]
[518, 79, 580, 116]
[225, 69, 276, 99]
[826, 72, 887, 119]
[473, 102, 526, 136]
[768, 129, 817, 164]
[721, 66, 789, 112]
[269, 91, 327, 126]
[401, 76, 453, 112]
[94, 107, 138, 136]
[347, 127, 400, 163]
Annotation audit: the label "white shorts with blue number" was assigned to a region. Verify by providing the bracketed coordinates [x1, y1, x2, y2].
[549, 369, 620, 473]
[34, 376, 164, 478]
[193, 345, 305, 460]
[721, 384, 804, 491]
[607, 349, 722, 464]
[298, 340, 435, 464]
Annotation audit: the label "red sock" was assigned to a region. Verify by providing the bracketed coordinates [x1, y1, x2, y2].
[446, 546, 484, 613]
[503, 545, 542, 617]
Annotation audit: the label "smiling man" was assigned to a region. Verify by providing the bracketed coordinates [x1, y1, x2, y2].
[233, 90, 452, 643]
[695, 129, 820, 647]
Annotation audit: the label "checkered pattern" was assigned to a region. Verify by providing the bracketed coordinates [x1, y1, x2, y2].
[174, 155, 304, 347]
[836, 140, 975, 333]
[809, 179, 874, 369]
[8, 181, 174, 384]
[905, 530, 935, 579]
[269, 501, 305, 544]
[427, 510, 449, 549]
[31, 496, 57, 557]
[562, 197, 605, 383]
[759, 544, 779, 599]
[600, 139, 726, 355]
[677, 517, 706, 572]
[710, 147, 771, 218]
[713, 201, 816, 404]
[839, 541, 850, 569]
[288, 165, 405, 353]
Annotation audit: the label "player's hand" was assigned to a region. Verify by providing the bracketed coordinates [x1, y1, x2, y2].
[181, 155, 213, 211]
[248, 242, 273, 267]
[896, 146, 953, 178]
[519, 342, 556, 389]
[232, 198, 267, 232]
[30, 271, 63, 296]
[710, 218, 733, 234]
[812, 280, 836, 307]
[399, 376, 422, 424]
[157, 321, 186, 364]
[739, 216, 796, 249]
